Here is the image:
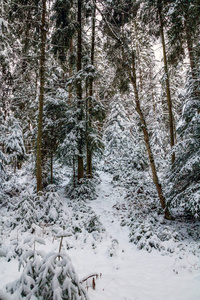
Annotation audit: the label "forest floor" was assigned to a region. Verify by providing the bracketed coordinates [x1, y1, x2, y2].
[0, 168, 200, 299]
[66, 171, 200, 300]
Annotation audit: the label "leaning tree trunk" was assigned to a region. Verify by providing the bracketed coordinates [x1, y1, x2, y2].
[129, 52, 171, 220]
[36, 0, 47, 192]
[77, 0, 84, 182]
[86, 1, 96, 178]
[159, 11, 175, 165]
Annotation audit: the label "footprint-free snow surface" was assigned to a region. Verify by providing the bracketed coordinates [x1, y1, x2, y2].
[67, 171, 200, 300]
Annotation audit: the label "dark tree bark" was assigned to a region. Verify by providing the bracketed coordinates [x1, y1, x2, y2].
[77, 0, 84, 182]
[36, 0, 47, 192]
[86, 0, 96, 178]
[159, 10, 175, 165]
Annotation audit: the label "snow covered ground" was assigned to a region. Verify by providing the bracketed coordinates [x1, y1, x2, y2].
[0, 170, 200, 299]
[67, 171, 200, 300]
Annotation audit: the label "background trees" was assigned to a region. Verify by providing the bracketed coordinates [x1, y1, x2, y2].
[0, 0, 199, 218]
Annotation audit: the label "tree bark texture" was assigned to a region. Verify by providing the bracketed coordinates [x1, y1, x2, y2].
[86, 1, 96, 178]
[36, 0, 47, 192]
[77, 0, 84, 182]
[159, 11, 175, 165]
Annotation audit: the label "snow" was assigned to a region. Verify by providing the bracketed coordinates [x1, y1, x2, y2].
[0, 170, 200, 299]
[65, 172, 200, 300]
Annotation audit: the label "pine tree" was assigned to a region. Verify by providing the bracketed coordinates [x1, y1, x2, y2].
[42, 94, 67, 185]
[165, 64, 200, 218]
[166, 0, 200, 104]
[34, 252, 89, 300]
[5, 118, 26, 173]
[8, 0, 41, 145]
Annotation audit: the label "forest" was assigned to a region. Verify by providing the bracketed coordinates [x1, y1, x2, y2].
[0, 0, 200, 299]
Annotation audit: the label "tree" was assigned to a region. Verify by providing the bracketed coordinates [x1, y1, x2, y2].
[5, 118, 26, 173]
[166, 0, 200, 103]
[165, 66, 200, 218]
[99, 0, 171, 219]
[42, 92, 67, 184]
[86, 0, 96, 178]
[34, 252, 89, 300]
[141, 0, 176, 164]
[103, 94, 148, 185]
[8, 0, 41, 147]
[36, 0, 47, 192]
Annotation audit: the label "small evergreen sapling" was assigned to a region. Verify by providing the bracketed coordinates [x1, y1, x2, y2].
[34, 251, 89, 300]
[5, 119, 26, 172]
[6, 249, 43, 299]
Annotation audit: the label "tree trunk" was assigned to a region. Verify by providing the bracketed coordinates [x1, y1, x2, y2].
[129, 52, 171, 220]
[184, 18, 199, 109]
[73, 155, 76, 188]
[50, 151, 53, 185]
[77, 0, 84, 182]
[36, 0, 47, 192]
[68, 39, 73, 103]
[86, 1, 96, 178]
[159, 11, 175, 165]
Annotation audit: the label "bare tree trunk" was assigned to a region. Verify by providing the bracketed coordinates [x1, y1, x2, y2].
[73, 155, 76, 188]
[184, 18, 199, 111]
[36, 0, 47, 192]
[159, 12, 175, 165]
[86, 0, 96, 178]
[50, 151, 53, 185]
[129, 52, 171, 220]
[68, 39, 73, 103]
[77, 0, 84, 182]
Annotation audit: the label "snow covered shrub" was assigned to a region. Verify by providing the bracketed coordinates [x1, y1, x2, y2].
[66, 173, 100, 201]
[10, 192, 38, 231]
[34, 252, 89, 300]
[10, 190, 69, 231]
[129, 220, 180, 253]
[165, 69, 200, 218]
[67, 201, 105, 244]
[5, 118, 27, 172]
[6, 250, 43, 299]
[85, 215, 103, 234]
[6, 236, 30, 262]
[6, 242, 89, 299]
[37, 191, 65, 224]
[126, 189, 200, 255]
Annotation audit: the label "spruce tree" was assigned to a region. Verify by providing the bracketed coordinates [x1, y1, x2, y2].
[99, 0, 171, 219]
[165, 67, 200, 218]
[141, 0, 176, 164]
